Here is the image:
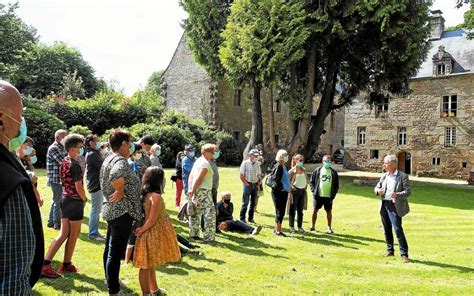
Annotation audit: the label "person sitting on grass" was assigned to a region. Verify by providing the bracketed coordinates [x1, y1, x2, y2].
[134, 166, 181, 296]
[217, 192, 262, 235]
[41, 134, 87, 278]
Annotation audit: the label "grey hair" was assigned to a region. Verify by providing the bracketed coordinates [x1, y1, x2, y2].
[275, 149, 288, 161]
[384, 155, 398, 165]
[55, 129, 68, 139]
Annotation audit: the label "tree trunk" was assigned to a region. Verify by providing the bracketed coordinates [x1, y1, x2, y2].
[287, 41, 317, 157]
[243, 79, 263, 157]
[266, 87, 277, 154]
[301, 61, 339, 159]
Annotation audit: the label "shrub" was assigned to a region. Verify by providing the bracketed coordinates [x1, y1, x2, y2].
[24, 106, 66, 167]
[128, 122, 197, 167]
[69, 125, 92, 136]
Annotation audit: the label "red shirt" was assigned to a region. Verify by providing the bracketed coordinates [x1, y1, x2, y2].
[60, 156, 83, 198]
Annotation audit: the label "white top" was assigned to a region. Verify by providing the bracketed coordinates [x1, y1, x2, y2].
[239, 159, 261, 183]
[293, 173, 307, 189]
[189, 156, 214, 191]
[383, 170, 398, 201]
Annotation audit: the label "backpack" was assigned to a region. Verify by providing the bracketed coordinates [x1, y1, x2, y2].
[264, 163, 278, 189]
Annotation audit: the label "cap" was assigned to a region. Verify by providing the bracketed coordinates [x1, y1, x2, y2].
[249, 149, 259, 156]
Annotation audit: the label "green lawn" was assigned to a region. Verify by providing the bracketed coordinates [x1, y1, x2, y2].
[33, 167, 474, 295]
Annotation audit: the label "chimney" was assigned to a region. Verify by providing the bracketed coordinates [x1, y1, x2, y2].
[429, 10, 445, 40]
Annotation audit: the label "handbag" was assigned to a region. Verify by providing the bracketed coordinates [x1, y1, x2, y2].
[170, 173, 178, 182]
[264, 164, 278, 189]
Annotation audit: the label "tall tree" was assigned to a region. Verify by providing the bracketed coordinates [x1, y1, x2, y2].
[145, 70, 164, 94]
[0, 2, 37, 82]
[282, 0, 432, 158]
[219, 0, 310, 155]
[457, 0, 473, 39]
[16, 42, 101, 99]
[180, 0, 232, 80]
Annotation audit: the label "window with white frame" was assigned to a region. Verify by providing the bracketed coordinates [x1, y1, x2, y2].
[358, 127, 366, 145]
[375, 96, 389, 118]
[432, 157, 440, 166]
[398, 127, 407, 145]
[445, 127, 456, 146]
[441, 95, 457, 117]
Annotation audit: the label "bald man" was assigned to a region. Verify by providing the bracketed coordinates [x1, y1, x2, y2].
[0, 80, 44, 293]
[46, 128, 68, 229]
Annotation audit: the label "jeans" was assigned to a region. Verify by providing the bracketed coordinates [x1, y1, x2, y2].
[240, 183, 258, 221]
[47, 183, 62, 228]
[272, 189, 289, 223]
[103, 213, 134, 294]
[289, 188, 305, 228]
[175, 178, 183, 207]
[88, 190, 104, 238]
[380, 200, 409, 257]
[225, 220, 254, 234]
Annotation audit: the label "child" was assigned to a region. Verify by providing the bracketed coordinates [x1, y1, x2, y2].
[217, 192, 262, 235]
[134, 166, 181, 295]
[41, 134, 87, 278]
[288, 154, 308, 234]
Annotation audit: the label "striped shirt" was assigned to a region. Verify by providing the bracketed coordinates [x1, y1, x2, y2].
[46, 142, 67, 186]
[239, 159, 261, 183]
[0, 186, 36, 295]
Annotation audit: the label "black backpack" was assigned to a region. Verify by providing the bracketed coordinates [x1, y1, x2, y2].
[264, 163, 278, 189]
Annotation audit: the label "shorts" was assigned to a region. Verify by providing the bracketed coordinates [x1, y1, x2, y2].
[61, 197, 84, 221]
[313, 196, 333, 211]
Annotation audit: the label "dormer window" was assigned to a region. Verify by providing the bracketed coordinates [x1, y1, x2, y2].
[432, 46, 454, 77]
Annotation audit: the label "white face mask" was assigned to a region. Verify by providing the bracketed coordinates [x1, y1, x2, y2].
[134, 153, 142, 160]
[60, 138, 66, 146]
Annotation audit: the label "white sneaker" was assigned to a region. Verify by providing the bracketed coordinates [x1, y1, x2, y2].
[298, 228, 305, 233]
[326, 228, 334, 234]
[289, 227, 296, 233]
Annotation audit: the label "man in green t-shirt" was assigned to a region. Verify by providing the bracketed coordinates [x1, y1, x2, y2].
[309, 155, 340, 234]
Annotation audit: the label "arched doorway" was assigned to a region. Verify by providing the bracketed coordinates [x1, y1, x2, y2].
[397, 151, 411, 175]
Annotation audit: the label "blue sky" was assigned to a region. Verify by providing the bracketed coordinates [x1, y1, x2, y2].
[15, 0, 469, 95]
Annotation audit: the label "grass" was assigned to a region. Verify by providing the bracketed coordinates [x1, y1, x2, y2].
[32, 167, 474, 295]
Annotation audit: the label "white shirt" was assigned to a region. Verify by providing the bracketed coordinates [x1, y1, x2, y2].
[383, 170, 398, 201]
[239, 159, 261, 183]
[293, 173, 307, 189]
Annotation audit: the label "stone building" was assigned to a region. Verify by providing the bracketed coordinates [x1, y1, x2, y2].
[161, 34, 344, 153]
[344, 11, 474, 179]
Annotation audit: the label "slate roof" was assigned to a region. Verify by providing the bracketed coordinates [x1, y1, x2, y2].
[414, 29, 474, 78]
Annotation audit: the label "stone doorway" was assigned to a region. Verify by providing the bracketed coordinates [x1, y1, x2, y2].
[397, 151, 412, 175]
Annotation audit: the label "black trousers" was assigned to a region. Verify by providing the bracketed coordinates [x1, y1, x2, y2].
[271, 189, 288, 223]
[224, 219, 254, 234]
[289, 188, 305, 228]
[103, 213, 134, 294]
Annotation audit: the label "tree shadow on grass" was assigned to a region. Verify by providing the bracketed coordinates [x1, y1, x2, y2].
[411, 259, 474, 273]
[158, 261, 213, 276]
[290, 233, 359, 250]
[220, 232, 286, 250]
[210, 240, 289, 259]
[338, 176, 474, 211]
[37, 269, 137, 295]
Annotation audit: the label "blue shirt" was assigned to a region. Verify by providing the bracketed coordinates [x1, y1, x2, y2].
[182, 155, 195, 193]
[281, 166, 290, 192]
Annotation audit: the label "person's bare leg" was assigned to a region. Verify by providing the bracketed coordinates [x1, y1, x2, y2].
[254, 196, 259, 213]
[148, 268, 158, 293]
[45, 218, 70, 261]
[139, 268, 150, 295]
[326, 210, 333, 233]
[311, 209, 318, 229]
[124, 246, 133, 264]
[63, 220, 82, 262]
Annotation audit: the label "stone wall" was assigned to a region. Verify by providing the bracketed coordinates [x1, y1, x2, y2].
[319, 109, 345, 154]
[161, 35, 212, 121]
[344, 74, 474, 179]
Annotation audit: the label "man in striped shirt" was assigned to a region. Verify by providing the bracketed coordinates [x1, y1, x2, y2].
[46, 129, 68, 229]
[0, 81, 44, 294]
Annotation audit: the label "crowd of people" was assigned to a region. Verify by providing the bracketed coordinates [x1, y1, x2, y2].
[0, 80, 412, 295]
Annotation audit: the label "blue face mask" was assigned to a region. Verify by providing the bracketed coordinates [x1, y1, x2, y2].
[156, 150, 161, 157]
[23, 145, 33, 156]
[188, 151, 195, 158]
[296, 161, 304, 168]
[79, 147, 85, 156]
[95, 142, 101, 150]
[3, 114, 27, 152]
[213, 151, 220, 159]
[129, 142, 135, 154]
[30, 155, 37, 164]
[283, 155, 289, 163]
[324, 161, 332, 169]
